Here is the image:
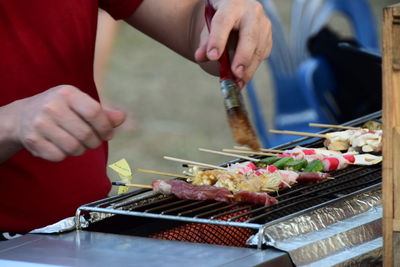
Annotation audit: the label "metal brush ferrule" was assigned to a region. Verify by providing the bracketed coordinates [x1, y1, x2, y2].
[220, 80, 242, 110]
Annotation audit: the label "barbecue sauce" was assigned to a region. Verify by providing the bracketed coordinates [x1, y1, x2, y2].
[227, 107, 260, 151]
[220, 79, 260, 151]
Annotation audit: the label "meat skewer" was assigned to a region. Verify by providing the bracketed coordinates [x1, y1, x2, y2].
[275, 147, 356, 171]
[112, 182, 153, 189]
[190, 161, 330, 192]
[112, 180, 278, 206]
[152, 179, 278, 206]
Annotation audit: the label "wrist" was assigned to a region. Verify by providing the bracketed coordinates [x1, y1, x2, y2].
[0, 101, 23, 160]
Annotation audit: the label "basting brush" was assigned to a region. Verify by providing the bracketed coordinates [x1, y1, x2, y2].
[204, 0, 260, 150]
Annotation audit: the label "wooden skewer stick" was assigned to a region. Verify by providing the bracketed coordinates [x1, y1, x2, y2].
[186, 164, 207, 169]
[137, 168, 192, 179]
[222, 149, 277, 157]
[309, 123, 360, 130]
[269, 129, 326, 139]
[112, 182, 234, 198]
[163, 156, 227, 170]
[112, 182, 152, 189]
[198, 148, 260, 162]
[233, 146, 283, 153]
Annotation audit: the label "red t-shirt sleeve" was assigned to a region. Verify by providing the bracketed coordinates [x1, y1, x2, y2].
[99, 0, 144, 20]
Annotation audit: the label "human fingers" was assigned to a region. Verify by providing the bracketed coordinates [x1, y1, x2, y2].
[23, 133, 67, 162]
[205, 0, 240, 61]
[64, 88, 114, 141]
[230, 1, 270, 82]
[40, 121, 86, 156]
[54, 108, 103, 149]
[194, 27, 210, 62]
[236, 19, 272, 86]
[104, 108, 126, 128]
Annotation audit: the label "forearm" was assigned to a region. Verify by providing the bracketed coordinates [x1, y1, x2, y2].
[0, 102, 23, 163]
[126, 0, 204, 61]
[126, 0, 272, 85]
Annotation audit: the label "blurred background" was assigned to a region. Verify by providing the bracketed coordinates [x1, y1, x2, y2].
[95, 0, 397, 188]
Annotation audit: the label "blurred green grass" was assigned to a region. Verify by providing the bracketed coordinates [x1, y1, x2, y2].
[101, 0, 395, 189]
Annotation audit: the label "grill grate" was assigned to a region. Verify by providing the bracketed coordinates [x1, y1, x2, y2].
[77, 111, 382, 247]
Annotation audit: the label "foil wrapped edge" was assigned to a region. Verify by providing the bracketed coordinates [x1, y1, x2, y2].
[247, 188, 382, 265]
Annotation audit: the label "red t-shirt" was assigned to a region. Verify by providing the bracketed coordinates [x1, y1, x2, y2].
[0, 0, 143, 232]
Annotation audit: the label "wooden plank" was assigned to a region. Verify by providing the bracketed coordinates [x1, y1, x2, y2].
[383, 6, 394, 267]
[382, 4, 400, 266]
[394, 232, 400, 267]
[393, 127, 400, 224]
[393, 219, 400, 232]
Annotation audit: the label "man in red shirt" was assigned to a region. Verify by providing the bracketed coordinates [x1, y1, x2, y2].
[0, 0, 271, 233]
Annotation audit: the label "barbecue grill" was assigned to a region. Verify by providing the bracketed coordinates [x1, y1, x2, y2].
[74, 111, 383, 266]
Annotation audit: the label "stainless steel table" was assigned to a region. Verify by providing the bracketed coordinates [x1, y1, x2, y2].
[0, 231, 292, 267]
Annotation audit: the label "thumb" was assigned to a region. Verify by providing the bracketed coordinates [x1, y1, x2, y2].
[194, 27, 210, 62]
[104, 108, 126, 128]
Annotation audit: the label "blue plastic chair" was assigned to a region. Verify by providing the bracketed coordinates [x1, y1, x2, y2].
[246, 0, 379, 148]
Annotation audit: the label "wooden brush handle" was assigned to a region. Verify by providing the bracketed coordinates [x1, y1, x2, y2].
[204, 0, 234, 81]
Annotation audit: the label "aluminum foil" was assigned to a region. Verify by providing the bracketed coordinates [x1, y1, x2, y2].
[29, 216, 88, 234]
[28, 190, 161, 233]
[248, 187, 382, 266]
[306, 238, 382, 267]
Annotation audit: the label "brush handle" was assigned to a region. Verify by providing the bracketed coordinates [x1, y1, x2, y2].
[204, 0, 234, 81]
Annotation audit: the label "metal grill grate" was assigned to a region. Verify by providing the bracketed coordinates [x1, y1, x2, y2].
[77, 111, 382, 247]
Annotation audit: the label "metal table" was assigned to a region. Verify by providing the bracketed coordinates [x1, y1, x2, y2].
[0, 231, 292, 267]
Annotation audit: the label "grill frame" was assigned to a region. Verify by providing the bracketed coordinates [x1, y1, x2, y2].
[76, 111, 382, 249]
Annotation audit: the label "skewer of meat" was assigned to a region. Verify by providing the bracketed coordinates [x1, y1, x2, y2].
[191, 161, 330, 192]
[152, 180, 278, 206]
[200, 147, 354, 172]
[198, 146, 357, 172]
[278, 146, 342, 160]
[275, 148, 356, 171]
[112, 180, 278, 206]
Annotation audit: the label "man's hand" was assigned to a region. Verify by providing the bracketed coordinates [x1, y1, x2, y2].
[126, 0, 272, 88]
[1, 85, 125, 162]
[194, 0, 272, 88]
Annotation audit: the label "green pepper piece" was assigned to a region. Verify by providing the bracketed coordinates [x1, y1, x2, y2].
[273, 157, 294, 169]
[303, 160, 324, 172]
[259, 157, 281, 165]
[285, 159, 308, 171]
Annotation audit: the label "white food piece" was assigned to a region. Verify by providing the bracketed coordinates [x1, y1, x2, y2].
[353, 154, 382, 165]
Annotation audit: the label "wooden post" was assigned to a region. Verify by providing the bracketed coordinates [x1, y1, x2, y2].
[383, 3, 400, 266]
